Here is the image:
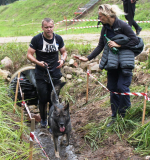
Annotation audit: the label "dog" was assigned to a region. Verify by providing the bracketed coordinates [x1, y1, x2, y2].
[48, 82, 72, 158]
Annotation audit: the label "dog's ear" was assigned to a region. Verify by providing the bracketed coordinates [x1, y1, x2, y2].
[64, 102, 69, 111]
[54, 82, 66, 96]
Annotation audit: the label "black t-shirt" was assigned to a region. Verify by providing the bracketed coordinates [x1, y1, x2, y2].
[29, 33, 64, 80]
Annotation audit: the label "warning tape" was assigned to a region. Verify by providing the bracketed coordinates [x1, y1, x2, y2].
[18, 79, 32, 119]
[34, 134, 50, 160]
[55, 25, 103, 33]
[17, 77, 50, 159]
[87, 70, 149, 101]
[55, 19, 150, 24]
[30, 132, 34, 141]
[35, 25, 103, 34]
[55, 19, 100, 25]
[29, 132, 50, 159]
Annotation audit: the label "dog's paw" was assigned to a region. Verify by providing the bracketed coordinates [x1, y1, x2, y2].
[55, 151, 60, 158]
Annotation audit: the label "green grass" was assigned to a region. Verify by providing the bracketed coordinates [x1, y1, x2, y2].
[0, 76, 31, 160]
[0, 0, 150, 37]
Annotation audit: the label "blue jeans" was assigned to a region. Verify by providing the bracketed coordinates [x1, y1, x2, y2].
[107, 68, 132, 117]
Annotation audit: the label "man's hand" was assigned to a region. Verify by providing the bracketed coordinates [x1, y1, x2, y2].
[38, 61, 48, 68]
[56, 59, 64, 68]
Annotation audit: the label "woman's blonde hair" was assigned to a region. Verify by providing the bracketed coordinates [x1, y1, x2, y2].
[98, 4, 126, 18]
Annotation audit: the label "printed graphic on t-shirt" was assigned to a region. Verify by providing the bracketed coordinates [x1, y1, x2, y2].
[37, 34, 59, 53]
[42, 39, 58, 53]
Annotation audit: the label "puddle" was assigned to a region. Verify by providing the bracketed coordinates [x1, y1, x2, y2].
[33, 123, 78, 160]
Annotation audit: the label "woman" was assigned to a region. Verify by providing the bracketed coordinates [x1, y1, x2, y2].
[74, 4, 143, 126]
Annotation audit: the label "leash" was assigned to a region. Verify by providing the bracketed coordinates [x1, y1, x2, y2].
[44, 64, 59, 104]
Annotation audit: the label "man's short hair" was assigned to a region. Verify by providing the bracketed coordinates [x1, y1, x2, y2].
[42, 18, 54, 26]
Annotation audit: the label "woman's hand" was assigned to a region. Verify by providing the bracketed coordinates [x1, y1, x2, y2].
[74, 55, 88, 62]
[107, 41, 121, 48]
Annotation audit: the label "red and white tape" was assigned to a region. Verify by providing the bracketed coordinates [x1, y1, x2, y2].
[55, 19, 150, 25]
[30, 132, 34, 141]
[87, 70, 149, 101]
[34, 134, 50, 160]
[30, 132, 50, 159]
[18, 78, 50, 159]
[35, 25, 103, 34]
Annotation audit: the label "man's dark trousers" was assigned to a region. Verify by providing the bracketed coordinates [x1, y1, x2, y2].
[123, 0, 140, 30]
[107, 68, 132, 117]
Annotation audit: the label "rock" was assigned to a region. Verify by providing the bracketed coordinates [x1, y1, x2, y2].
[69, 59, 75, 65]
[0, 69, 11, 79]
[66, 74, 72, 79]
[73, 68, 84, 76]
[1, 56, 13, 70]
[31, 109, 40, 113]
[135, 51, 148, 62]
[80, 61, 90, 70]
[144, 44, 150, 51]
[90, 64, 100, 73]
[63, 66, 85, 76]
[38, 132, 49, 136]
[73, 61, 78, 68]
[28, 105, 37, 110]
[77, 79, 83, 83]
[61, 76, 66, 82]
[63, 66, 72, 74]
[69, 59, 78, 68]
[26, 113, 41, 122]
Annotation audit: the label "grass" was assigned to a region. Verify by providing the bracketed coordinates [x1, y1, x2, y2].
[0, 76, 31, 160]
[0, 0, 150, 36]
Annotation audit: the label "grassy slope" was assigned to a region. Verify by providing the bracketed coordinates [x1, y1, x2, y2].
[0, 0, 150, 36]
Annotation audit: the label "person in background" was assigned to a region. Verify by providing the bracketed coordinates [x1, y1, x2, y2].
[74, 4, 143, 127]
[122, 0, 142, 35]
[27, 18, 67, 128]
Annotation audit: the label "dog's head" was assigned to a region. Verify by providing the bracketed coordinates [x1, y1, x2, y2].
[53, 103, 70, 132]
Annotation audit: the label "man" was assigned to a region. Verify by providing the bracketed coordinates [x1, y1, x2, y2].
[27, 18, 67, 127]
[122, 0, 142, 35]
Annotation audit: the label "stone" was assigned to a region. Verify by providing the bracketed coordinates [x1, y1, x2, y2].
[1, 56, 13, 70]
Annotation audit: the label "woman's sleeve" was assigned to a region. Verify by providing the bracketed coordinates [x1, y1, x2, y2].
[87, 28, 105, 61]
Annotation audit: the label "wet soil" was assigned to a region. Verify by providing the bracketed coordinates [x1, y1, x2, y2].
[32, 123, 78, 160]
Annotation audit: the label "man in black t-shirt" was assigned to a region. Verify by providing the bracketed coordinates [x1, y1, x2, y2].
[122, 0, 142, 35]
[27, 18, 67, 128]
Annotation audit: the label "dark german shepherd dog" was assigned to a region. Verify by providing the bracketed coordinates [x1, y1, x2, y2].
[48, 82, 72, 158]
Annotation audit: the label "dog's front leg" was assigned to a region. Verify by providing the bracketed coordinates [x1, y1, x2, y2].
[53, 135, 60, 158]
[66, 133, 70, 146]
